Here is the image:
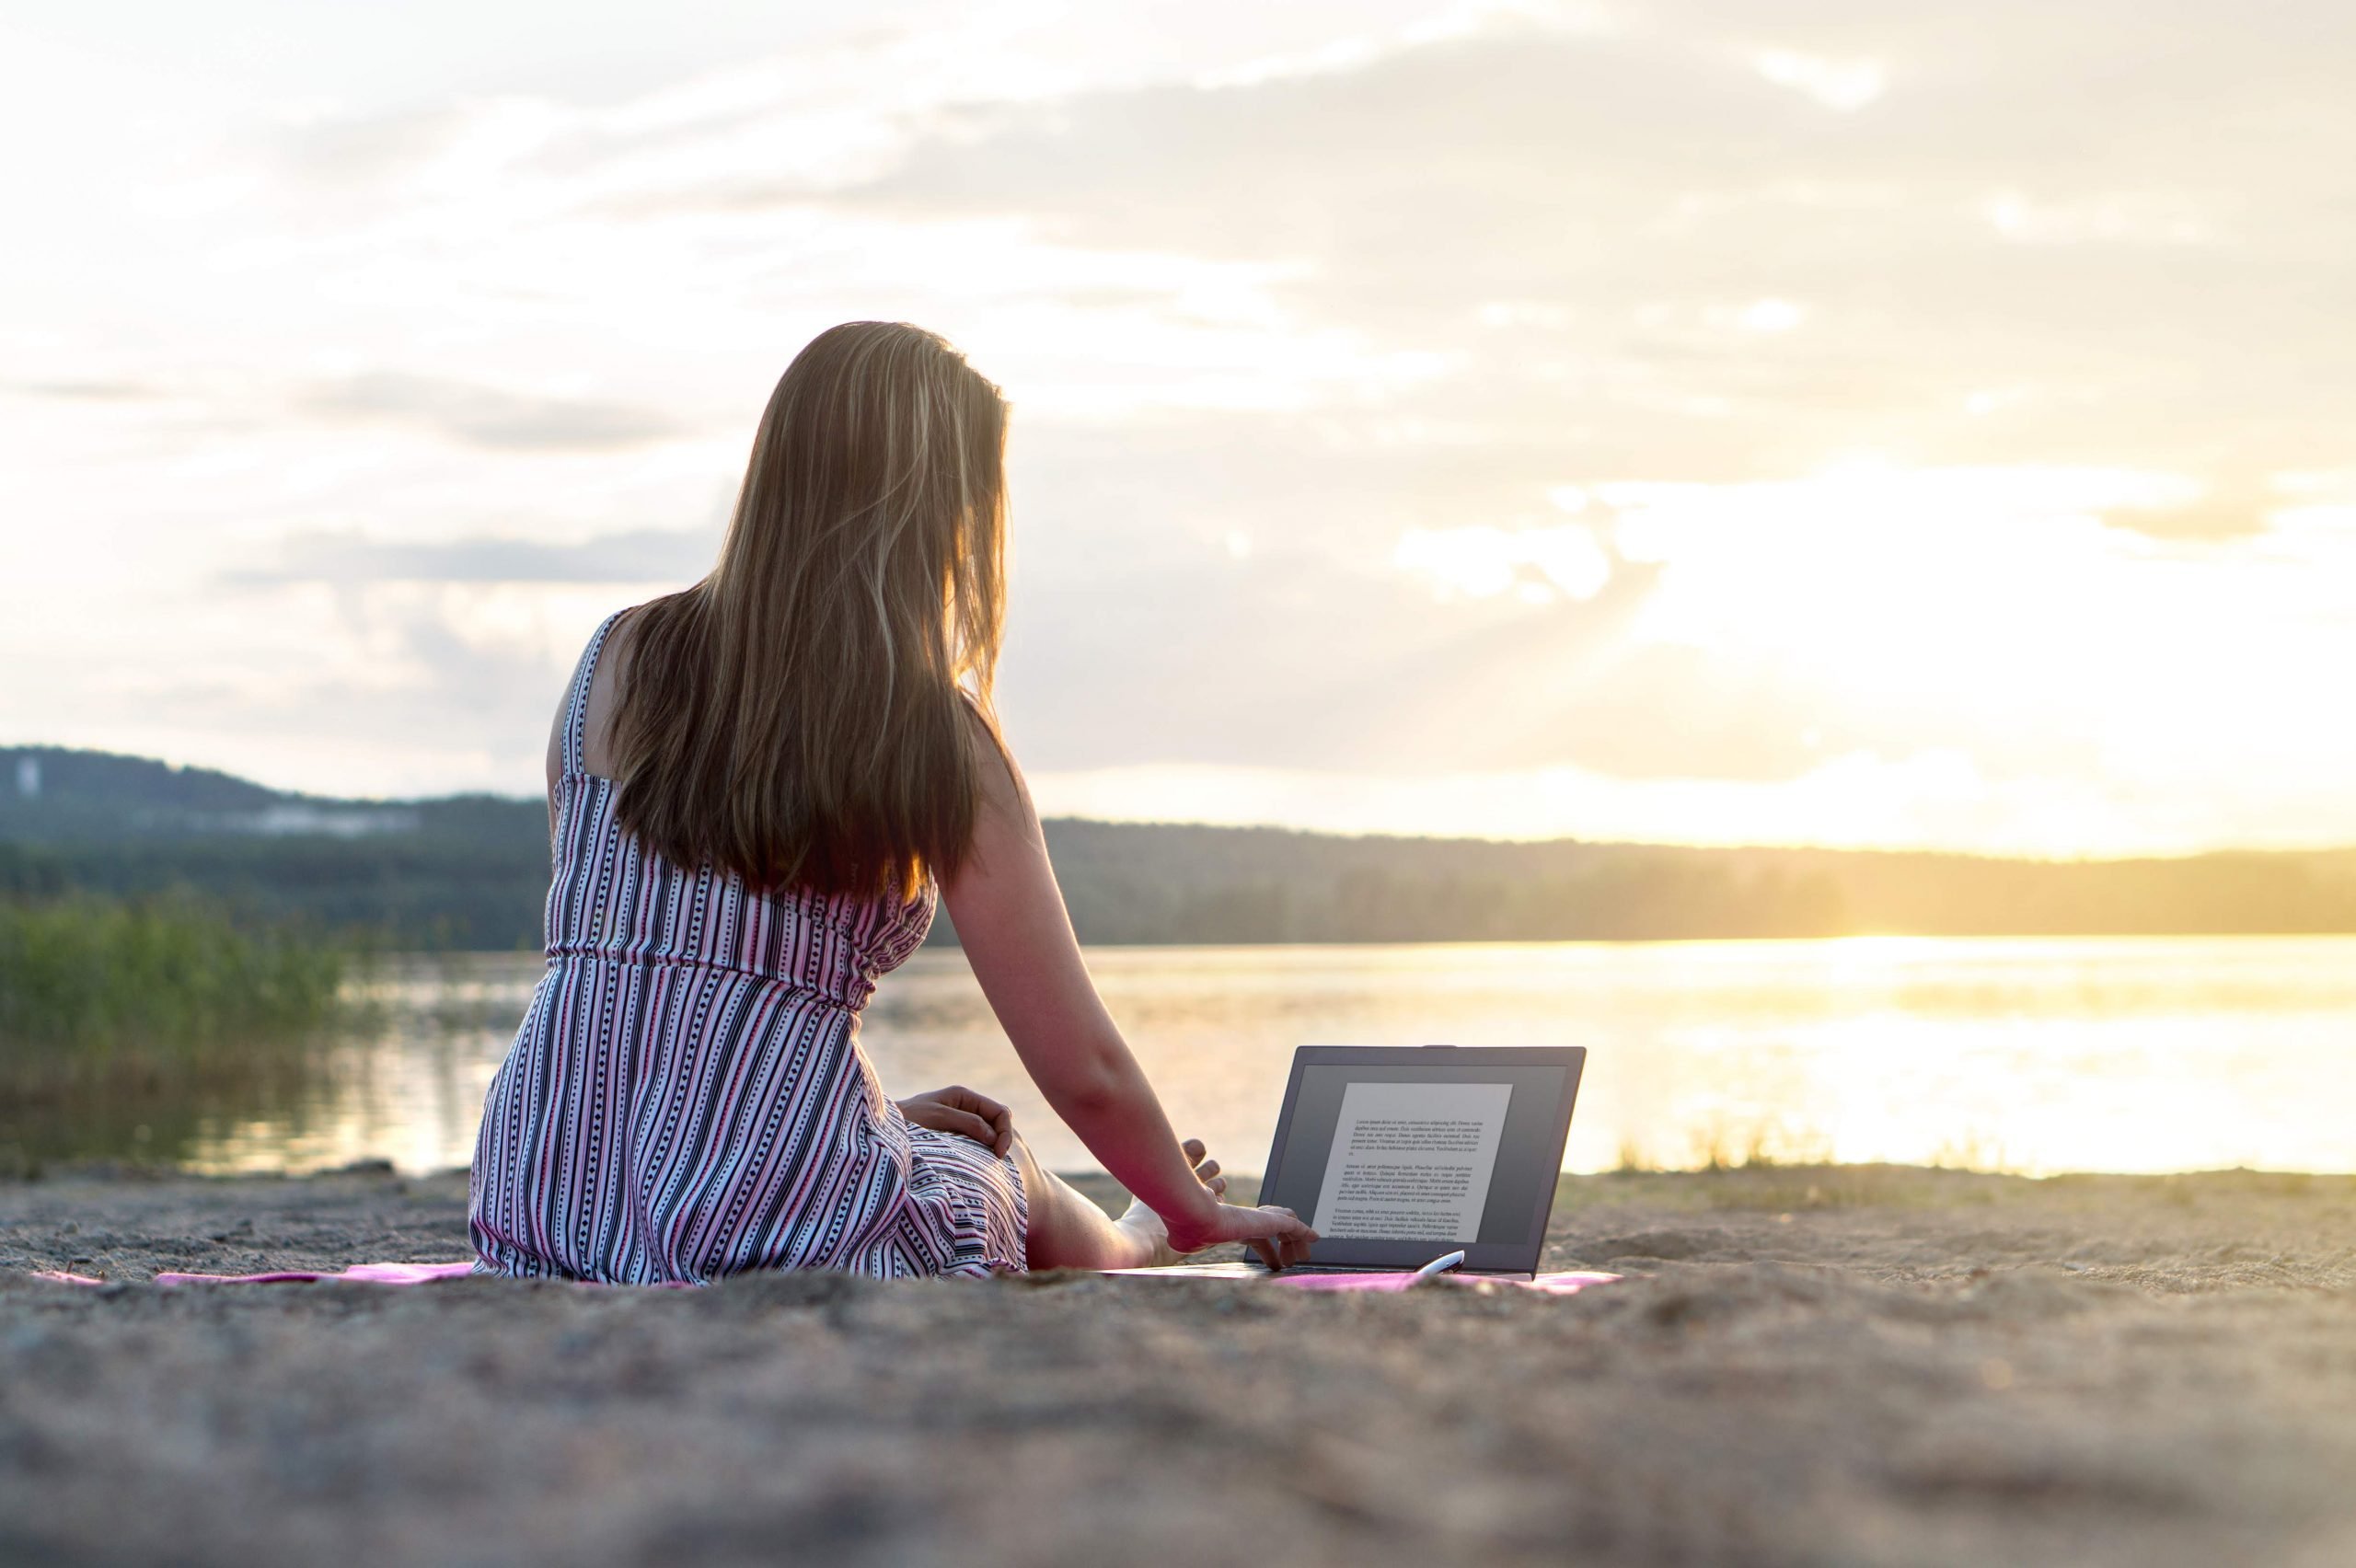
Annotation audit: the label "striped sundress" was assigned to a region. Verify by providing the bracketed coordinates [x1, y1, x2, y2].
[468, 612, 1028, 1284]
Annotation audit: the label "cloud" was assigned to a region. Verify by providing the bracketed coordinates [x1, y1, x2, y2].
[20, 581, 621, 800]
[7, 378, 164, 402]
[993, 467, 1687, 779]
[232, 526, 720, 587]
[990, 432, 2349, 802]
[1393, 520, 1613, 602]
[1751, 49, 1885, 113]
[2097, 486, 2273, 542]
[800, 9, 2356, 487]
[13, 1, 2356, 850]
[294, 373, 685, 452]
[276, 101, 473, 190]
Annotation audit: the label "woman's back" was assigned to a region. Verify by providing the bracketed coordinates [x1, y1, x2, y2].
[542, 609, 932, 1005]
[467, 612, 1026, 1284]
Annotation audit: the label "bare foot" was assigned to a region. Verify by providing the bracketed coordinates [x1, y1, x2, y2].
[1114, 1195, 1181, 1268]
[1114, 1136, 1229, 1267]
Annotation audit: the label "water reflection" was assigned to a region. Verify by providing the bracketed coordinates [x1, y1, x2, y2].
[182, 953, 532, 1177]
[167, 937, 2356, 1179]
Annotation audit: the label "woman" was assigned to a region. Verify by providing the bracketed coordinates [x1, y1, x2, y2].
[469, 321, 1317, 1284]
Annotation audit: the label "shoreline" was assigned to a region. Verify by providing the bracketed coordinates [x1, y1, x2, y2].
[5, 1165, 2352, 1566]
[4, 1159, 2351, 1284]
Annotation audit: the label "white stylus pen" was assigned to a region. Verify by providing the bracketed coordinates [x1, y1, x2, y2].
[1412, 1249, 1467, 1280]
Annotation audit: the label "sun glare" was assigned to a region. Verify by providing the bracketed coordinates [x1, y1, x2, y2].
[1392, 522, 1611, 603]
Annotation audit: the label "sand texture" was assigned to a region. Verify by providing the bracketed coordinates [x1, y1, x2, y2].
[3, 1164, 2353, 1568]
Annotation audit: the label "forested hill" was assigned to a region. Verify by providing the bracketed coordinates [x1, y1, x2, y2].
[5, 745, 2354, 950]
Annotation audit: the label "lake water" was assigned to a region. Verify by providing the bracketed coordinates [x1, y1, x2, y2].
[171, 935, 2356, 1179]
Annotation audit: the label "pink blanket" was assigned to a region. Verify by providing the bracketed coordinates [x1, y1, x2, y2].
[32, 1261, 480, 1288]
[1273, 1269, 1617, 1294]
[32, 1262, 1618, 1294]
[1105, 1263, 1620, 1294]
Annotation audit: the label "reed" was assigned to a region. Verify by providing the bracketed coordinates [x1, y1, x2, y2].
[0, 894, 349, 1090]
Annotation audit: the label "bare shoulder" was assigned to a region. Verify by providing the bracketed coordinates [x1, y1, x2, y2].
[578, 604, 648, 778]
[604, 602, 645, 674]
[959, 698, 1030, 816]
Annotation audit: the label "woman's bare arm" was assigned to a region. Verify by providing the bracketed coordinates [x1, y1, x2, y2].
[941, 724, 1304, 1254]
[548, 606, 641, 839]
[542, 688, 565, 841]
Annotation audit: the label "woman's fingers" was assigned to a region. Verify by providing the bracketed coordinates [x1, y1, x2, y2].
[1265, 1205, 1317, 1270]
[932, 1085, 1014, 1155]
[940, 1084, 1010, 1122]
[919, 1106, 998, 1147]
[958, 1085, 1011, 1122]
[1261, 1205, 1312, 1239]
[1221, 1203, 1316, 1270]
[977, 1095, 1015, 1154]
[1181, 1137, 1207, 1164]
[946, 1109, 997, 1145]
[1194, 1157, 1221, 1181]
[978, 1101, 1012, 1155]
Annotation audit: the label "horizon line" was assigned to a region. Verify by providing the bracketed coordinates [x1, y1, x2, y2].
[6, 743, 2353, 870]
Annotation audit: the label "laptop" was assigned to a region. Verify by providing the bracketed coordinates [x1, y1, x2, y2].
[1126, 1043, 1585, 1281]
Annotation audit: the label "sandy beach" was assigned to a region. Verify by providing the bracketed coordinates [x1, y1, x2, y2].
[3, 1163, 2351, 1567]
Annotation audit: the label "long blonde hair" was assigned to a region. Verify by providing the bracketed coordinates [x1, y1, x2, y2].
[610, 321, 1010, 899]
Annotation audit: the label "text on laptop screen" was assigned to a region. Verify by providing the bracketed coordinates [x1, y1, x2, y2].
[1311, 1080, 1513, 1241]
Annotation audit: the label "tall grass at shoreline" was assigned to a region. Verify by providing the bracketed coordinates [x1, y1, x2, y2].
[0, 894, 351, 1093]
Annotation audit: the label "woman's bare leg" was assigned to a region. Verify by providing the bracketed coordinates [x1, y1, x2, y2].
[1012, 1133, 1225, 1271]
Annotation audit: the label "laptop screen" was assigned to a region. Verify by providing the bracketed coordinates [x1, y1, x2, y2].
[1257, 1045, 1584, 1273]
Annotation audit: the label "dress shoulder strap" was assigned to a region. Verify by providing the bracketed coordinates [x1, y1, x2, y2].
[561, 611, 625, 777]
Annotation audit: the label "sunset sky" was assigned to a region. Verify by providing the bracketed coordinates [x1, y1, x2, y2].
[4, 1, 2351, 855]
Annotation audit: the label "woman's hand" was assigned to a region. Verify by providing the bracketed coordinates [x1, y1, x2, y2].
[895, 1085, 1014, 1158]
[1167, 1203, 1319, 1271]
[1163, 1154, 1320, 1272]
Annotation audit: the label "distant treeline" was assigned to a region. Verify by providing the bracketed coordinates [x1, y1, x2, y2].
[1034, 822, 2356, 943]
[0, 793, 548, 951]
[6, 745, 2355, 951]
